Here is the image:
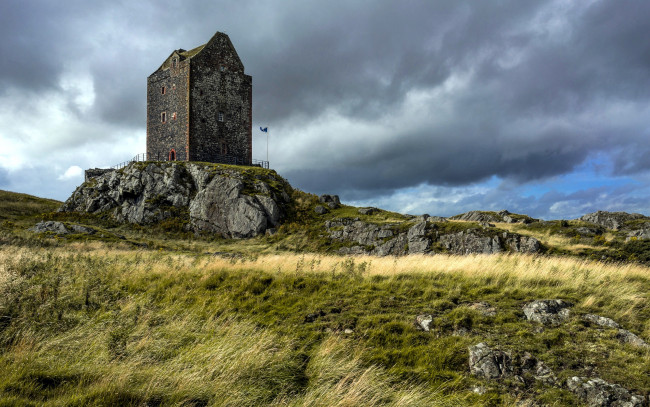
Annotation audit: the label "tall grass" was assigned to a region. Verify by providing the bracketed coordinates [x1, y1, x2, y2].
[1, 245, 648, 406]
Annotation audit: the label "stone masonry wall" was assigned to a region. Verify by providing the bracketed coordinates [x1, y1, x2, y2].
[189, 34, 252, 164]
[147, 52, 190, 162]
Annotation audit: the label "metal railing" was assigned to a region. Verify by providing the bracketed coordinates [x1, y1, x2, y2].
[111, 153, 269, 169]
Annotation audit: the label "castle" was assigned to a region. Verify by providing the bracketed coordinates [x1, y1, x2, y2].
[146, 31, 252, 165]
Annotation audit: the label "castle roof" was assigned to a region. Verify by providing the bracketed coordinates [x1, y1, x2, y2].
[152, 32, 239, 74]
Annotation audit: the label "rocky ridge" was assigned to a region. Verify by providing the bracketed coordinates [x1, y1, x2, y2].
[60, 162, 292, 238]
[325, 216, 542, 256]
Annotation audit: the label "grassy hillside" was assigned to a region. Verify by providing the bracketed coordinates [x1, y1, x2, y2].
[0, 245, 649, 406]
[1, 189, 649, 405]
[0, 190, 60, 222]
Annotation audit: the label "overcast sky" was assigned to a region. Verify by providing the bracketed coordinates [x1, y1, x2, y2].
[1, 0, 650, 219]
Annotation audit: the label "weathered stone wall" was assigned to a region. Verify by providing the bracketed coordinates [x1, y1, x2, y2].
[146, 52, 190, 162]
[189, 34, 252, 164]
[146, 32, 252, 165]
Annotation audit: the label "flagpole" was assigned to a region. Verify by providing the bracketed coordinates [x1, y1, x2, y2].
[266, 128, 269, 163]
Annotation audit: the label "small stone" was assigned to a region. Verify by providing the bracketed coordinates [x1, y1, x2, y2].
[583, 314, 620, 329]
[344, 328, 354, 334]
[523, 300, 572, 325]
[314, 205, 328, 215]
[415, 314, 433, 332]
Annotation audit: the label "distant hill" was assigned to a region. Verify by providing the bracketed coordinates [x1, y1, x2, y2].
[0, 189, 60, 221]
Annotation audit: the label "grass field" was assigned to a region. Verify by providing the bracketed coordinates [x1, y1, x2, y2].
[1, 189, 649, 405]
[1, 244, 649, 406]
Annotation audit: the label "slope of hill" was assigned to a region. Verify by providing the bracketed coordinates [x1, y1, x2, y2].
[1, 177, 649, 406]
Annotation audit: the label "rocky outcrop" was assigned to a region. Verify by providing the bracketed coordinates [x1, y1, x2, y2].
[319, 194, 340, 209]
[469, 343, 513, 379]
[29, 221, 97, 235]
[579, 211, 648, 231]
[567, 377, 645, 407]
[60, 162, 292, 238]
[523, 300, 572, 325]
[326, 217, 542, 256]
[469, 343, 559, 385]
[452, 210, 538, 224]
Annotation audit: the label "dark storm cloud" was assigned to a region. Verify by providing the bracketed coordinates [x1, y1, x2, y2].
[3, 0, 650, 209]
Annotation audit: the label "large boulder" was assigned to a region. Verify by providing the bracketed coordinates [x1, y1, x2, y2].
[60, 162, 292, 238]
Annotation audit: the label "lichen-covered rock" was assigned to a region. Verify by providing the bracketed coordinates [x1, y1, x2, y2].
[579, 211, 648, 231]
[583, 314, 620, 329]
[439, 231, 503, 254]
[523, 300, 572, 325]
[468, 343, 513, 379]
[61, 162, 292, 238]
[567, 377, 645, 406]
[29, 221, 97, 235]
[326, 217, 542, 256]
[616, 329, 649, 348]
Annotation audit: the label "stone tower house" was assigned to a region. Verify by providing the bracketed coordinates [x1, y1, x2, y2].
[146, 32, 252, 164]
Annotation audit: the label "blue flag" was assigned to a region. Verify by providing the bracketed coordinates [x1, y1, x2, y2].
[260, 127, 268, 132]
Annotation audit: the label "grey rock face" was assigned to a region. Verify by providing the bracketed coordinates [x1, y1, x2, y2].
[579, 211, 648, 231]
[567, 376, 645, 407]
[523, 300, 572, 325]
[358, 207, 378, 215]
[505, 234, 541, 253]
[60, 162, 291, 238]
[453, 211, 503, 223]
[29, 221, 97, 235]
[583, 314, 620, 329]
[468, 343, 513, 379]
[469, 343, 559, 386]
[326, 217, 541, 256]
[314, 205, 328, 215]
[452, 210, 538, 224]
[29, 221, 70, 235]
[319, 194, 340, 209]
[439, 231, 502, 255]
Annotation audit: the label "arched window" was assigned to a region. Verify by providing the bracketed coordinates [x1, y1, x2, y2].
[169, 149, 176, 161]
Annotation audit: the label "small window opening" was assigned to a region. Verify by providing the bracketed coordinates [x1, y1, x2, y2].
[218, 112, 224, 122]
[161, 112, 166, 123]
[161, 86, 166, 95]
[172, 112, 177, 120]
[201, 118, 206, 123]
[172, 58, 178, 68]
[199, 90, 204, 96]
[172, 83, 176, 90]
[169, 149, 176, 161]
[220, 143, 228, 155]
[220, 66, 225, 72]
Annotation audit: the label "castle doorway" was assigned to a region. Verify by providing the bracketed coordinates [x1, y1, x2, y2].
[169, 149, 176, 161]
